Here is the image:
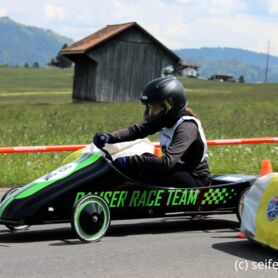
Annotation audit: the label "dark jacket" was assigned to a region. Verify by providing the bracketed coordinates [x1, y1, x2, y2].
[109, 111, 209, 179]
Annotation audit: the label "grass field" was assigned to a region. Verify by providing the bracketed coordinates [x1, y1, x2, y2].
[0, 67, 277, 187]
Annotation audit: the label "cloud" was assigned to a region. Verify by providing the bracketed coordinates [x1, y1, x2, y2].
[104, 1, 275, 54]
[51, 0, 278, 56]
[268, 0, 278, 15]
[172, 0, 247, 16]
[1, 0, 278, 56]
[181, 14, 278, 55]
[44, 4, 64, 20]
[0, 7, 7, 16]
[195, 0, 247, 16]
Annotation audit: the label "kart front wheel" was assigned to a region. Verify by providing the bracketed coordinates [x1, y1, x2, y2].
[6, 224, 29, 232]
[1, 187, 30, 232]
[71, 195, 110, 242]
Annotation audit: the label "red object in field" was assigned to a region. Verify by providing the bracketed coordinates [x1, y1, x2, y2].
[154, 146, 161, 157]
[0, 144, 87, 153]
[260, 159, 273, 176]
[153, 137, 278, 147]
[0, 137, 277, 154]
[207, 137, 278, 146]
[237, 232, 245, 239]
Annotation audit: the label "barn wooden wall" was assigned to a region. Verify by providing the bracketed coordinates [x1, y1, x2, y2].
[74, 27, 178, 102]
[72, 55, 97, 101]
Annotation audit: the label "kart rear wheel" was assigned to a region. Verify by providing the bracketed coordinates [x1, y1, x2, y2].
[1, 187, 30, 232]
[236, 187, 250, 223]
[71, 195, 110, 242]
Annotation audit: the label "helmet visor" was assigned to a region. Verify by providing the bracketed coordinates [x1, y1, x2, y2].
[143, 102, 168, 122]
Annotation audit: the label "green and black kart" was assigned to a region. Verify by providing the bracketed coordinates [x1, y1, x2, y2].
[0, 143, 256, 242]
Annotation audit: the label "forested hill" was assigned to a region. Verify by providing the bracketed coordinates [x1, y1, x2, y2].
[1, 16, 278, 83]
[0, 17, 73, 67]
[174, 47, 278, 83]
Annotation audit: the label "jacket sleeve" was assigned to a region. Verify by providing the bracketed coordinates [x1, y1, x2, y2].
[127, 121, 198, 172]
[109, 121, 161, 143]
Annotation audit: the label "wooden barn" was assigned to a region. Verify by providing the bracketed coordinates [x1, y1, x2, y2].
[61, 22, 180, 102]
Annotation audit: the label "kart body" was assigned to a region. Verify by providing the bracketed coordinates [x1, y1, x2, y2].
[0, 141, 257, 241]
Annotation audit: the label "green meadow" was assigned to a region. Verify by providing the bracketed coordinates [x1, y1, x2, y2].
[0, 67, 277, 187]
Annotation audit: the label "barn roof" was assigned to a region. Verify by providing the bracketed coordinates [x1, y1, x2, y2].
[177, 61, 199, 69]
[61, 22, 180, 61]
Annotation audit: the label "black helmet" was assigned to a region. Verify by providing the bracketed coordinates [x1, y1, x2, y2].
[140, 76, 187, 123]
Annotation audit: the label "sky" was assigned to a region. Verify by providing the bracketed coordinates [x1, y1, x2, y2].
[0, 0, 278, 56]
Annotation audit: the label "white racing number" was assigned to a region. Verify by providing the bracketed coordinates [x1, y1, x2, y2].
[36, 163, 77, 183]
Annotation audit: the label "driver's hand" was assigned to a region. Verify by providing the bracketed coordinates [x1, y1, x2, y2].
[114, 156, 129, 171]
[93, 133, 111, 148]
[115, 157, 127, 167]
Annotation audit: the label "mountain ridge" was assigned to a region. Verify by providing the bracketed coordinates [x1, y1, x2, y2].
[0, 16, 73, 66]
[174, 47, 278, 83]
[0, 17, 278, 83]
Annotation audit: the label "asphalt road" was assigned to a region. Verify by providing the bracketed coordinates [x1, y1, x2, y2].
[0, 190, 277, 278]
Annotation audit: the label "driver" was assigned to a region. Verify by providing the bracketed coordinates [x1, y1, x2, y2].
[93, 76, 210, 187]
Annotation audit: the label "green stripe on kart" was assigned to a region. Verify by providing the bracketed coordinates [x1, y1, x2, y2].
[16, 153, 102, 199]
[0, 153, 102, 218]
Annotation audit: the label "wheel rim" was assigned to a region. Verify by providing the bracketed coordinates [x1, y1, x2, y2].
[74, 196, 110, 242]
[6, 224, 29, 231]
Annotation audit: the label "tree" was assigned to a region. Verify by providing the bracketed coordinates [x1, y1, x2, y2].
[49, 44, 72, 68]
[32, 62, 39, 68]
[24, 62, 29, 68]
[238, 75, 245, 83]
[48, 58, 57, 67]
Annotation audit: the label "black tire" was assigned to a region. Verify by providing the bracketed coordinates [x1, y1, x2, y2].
[71, 195, 110, 242]
[1, 187, 30, 232]
[236, 187, 250, 223]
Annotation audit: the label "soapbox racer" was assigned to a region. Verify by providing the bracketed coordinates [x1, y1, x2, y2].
[240, 173, 278, 251]
[0, 140, 257, 242]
